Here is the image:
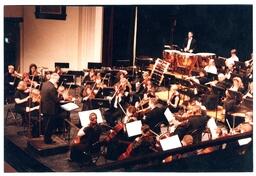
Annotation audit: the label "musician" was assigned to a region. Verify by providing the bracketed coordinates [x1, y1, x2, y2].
[14, 81, 30, 126]
[4, 65, 21, 102]
[40, 73, 61, 144]
[105, 106, 138, 160]
[43, 71, 52, 82]
[81, 85, 95, 111]
[82, 69, 96, 85]
[204, 59, 217, 74]
[222, 77, 244, 115]
[136, 71, 150, 94]
[28, 63, 40, 83]
[25, 88, 41, 137]
[174, 105, 209, 144]
[183, 31, 196, 53]
[243, 82, 253, 99]
[144, 98, 167, 133]
[225, 49, 239, 67]
[167, 84, 180, 113]
[54, 65, 63, 76]
[105, 87, 128, 127]
[69, 113, 102, 163]
[119, 124, 157, 160]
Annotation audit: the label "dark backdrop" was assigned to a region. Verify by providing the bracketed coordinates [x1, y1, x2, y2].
[102, 5, 252, 66]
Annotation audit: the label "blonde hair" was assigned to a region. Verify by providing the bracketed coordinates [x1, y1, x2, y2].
[17, 81, 27, 91]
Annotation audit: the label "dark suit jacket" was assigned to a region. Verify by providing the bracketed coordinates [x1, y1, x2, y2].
[183, 38, 197, 52]
[40, 81, 59, 115]
[144, 107, 167, 133]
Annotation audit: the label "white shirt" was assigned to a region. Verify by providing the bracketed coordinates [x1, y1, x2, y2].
[226, 55, 239, 66]
[204, 65, 218, 74]
[186, 38, 192, 51]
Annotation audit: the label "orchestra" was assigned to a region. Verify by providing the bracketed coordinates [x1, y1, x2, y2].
[4, 45, 253, 165]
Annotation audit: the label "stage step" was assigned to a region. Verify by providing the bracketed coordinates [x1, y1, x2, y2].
[27, 136, 69, 156]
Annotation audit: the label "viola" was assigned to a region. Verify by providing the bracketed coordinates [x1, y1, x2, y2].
[104, 122, 124, 142]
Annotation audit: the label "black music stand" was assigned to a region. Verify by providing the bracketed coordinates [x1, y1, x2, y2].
[214, 57, 226, 69]
[234, 61, 246, 70]
[59, 74, 75, 87]
[55, 62, 69, 68]
[91, 98, 111, 109]
[135, 56, 154, 70]
[176, 78, 193, 88]
[193, 82, 209, 95]
[67, 70, 85, 77]
[102, 87, 115, 96]
[211, 85, 226, 118]
[228, 90, 243, 103]
[207, 72, 218, 82]
[88, 62, 102, 69]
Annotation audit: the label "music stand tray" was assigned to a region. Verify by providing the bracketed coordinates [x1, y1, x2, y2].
[211, 85, 226, 98]
[91, 98, 111, 109]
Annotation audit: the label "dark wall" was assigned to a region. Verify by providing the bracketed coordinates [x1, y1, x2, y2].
[102, 5, 252, 66]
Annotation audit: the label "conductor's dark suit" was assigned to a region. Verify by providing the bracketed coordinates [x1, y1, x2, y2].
[183, 38, 197, 53]
[40, 81, 60, 143]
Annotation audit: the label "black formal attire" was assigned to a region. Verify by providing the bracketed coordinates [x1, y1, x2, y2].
[40, 81, 60, 143]
[70, 124, 102, 163]
[104, 95, 127, 127]
[174, 115, 210, 144]
[4, 72, 20, 102]
[27, 98, 40, 137]
[14, 90, 29, 124]
[144, 107, 167, 133]
[183, 38, 197, 53]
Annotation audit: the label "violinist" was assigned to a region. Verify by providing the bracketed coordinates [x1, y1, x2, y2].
[81, 85, 95, 111]
[82, 69, 96, 85]
[143, 98, 167, 134]
[69, 113, 102, 163]
[136, 71, 151, 94]
[118, 124, 157, 160]
[222, 77, 244, 115]
[54, 65, 63, 76]
[105, 86, 128, 127]
[174, 105, 210, 144]
[4, 65, 21, 102]
[104, 105, 138, 160]
[95, 72, 107, 89]
[167, 84, 180, 113]
[28, 63, 40, 84]
[40, 73, 61, 144]
[14, 81, 30, 126]
[25, 88, 41, 137]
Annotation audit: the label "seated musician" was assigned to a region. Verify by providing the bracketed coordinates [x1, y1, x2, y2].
[14, 81, 30, 126]
[119, 124, 157, 160]
[136, 71, 151, 94]
[28, 63, 40, 86]
[80, 85, 95, 111]
[4, 65, 21, 101]
[69, 113, 102, 163]
[25, 88, 41, 137]
[105, 87, 128, 127]
[144, 98, 167, 134]
[167, 84, 180, 113]
[82, 69, 96, 85]
[54, 65, 63, 76]
[225, 49, 239, 68]
[222, 77, 245, 115]
[243, 81, 253, 99]
[105, 106, 138, 160]
[174, 105, 210, 144]
[204, 59, 217, 74]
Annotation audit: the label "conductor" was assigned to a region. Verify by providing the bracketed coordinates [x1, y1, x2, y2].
[40, 73, 60, 144]
[183, 31, 196, 53]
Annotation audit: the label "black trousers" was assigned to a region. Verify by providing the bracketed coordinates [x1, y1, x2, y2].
[43, 114, 57, 143]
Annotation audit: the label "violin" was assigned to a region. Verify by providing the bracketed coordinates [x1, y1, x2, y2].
[104, 122, 124, 142]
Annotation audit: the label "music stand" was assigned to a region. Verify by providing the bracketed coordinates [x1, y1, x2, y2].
[101, 87, 115, 97]
[159, 134, 182, 151]
[67, 70, 85, 77]
[55, 62, 69, 68]
[88, 62, 102, 69]
[78, 109, 104, 127]
[91, 98, 111, 109]
[59, 74, 75, 87]
[175, 78, 193, 88]
[228, 90, 243, 103]
[125, 120, 142, 137]
[207, 72, 218, 82]
[234, 61, 246, 70]
[211, 85, 226, 118]
[193, 82, 209, 95]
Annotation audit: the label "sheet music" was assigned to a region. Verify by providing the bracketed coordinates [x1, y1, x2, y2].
[60, 102, 79, 111]
[126, 120, 142, 137]
[160, 134, 182, 151]
[78, 109, 103, 127]
[164, 108, 175, 122]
